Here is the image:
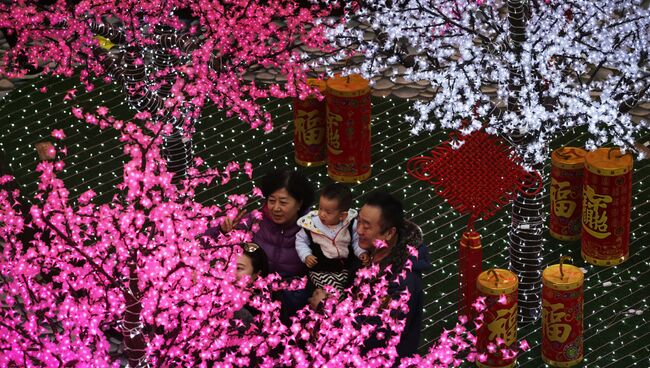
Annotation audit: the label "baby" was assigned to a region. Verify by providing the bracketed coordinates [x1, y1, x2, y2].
[296, 183, 369, 292]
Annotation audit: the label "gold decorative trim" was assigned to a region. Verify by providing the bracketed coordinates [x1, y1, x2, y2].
[295, 157, 325, 167]
[327, 87, 371, 98]
[552, 161, 585, 170]
[542, 355, 583, 367]
[581, 251, 628, 266]
[585, 161, 632, 176]
[328, 170, 371, 183]
[477, 283, 518, 296]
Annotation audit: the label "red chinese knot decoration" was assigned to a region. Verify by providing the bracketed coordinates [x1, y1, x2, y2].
[407, 130, 542, 228]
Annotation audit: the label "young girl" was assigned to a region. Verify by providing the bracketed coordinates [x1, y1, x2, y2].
[233, 243, 269, 330]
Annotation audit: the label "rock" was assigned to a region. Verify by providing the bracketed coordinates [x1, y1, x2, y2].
[394, 76, 411, 85]
[0, 78, 14, 91]
[392, 87, 420, 99]
[371, 89, 392, 97]
[373, 78, 394, 90]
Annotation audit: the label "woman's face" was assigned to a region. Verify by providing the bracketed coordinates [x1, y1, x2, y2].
[266, 188, 302, 225]
[236, 254, 256, 281]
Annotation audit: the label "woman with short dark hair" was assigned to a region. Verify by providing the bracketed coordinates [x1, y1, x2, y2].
[207, 168, 315, 323]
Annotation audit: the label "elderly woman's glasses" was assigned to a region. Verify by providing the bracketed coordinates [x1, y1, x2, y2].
[242, 243, 260, 253]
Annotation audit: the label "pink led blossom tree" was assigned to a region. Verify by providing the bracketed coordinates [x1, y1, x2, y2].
[0, 0, 339, 177]
[0, 109, 528, 366]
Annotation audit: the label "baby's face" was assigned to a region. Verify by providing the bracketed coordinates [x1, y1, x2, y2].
[318, 196, 346, 226]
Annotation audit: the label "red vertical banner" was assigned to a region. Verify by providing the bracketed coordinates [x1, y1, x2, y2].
[542, 258, 584, 367]
[293, 78, 327, 167]
[550, 147, 586, 241]
[325, 74, 372, 183]
[581, 148, 633, 266]
[476, 269, 518, 368]
[459, 231, 483, 319]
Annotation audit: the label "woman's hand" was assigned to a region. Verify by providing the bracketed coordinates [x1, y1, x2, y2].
[359, 252, 370, 266]
[308, 288, 328, 310]
[220, 209, 248, 233]
[305, 255, 318, 268]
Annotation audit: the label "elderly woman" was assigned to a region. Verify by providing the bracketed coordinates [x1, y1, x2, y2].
[209, 168, 315, 322]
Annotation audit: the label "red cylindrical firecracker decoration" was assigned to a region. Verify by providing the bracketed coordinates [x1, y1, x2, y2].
[476, 269, 518, 368]
[325, 74, 372, 183]
[293, 78, 327, 167]
[581, 148, 633, 266]
[459, 231, 483, 319]
[542, 256, 584, 367]
[550, 147, 587, 241]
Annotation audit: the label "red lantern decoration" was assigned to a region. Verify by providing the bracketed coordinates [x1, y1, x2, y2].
[542, 257, 584, 367]
[325, 74, 372, 183]
[549, 147, 586, 241]
[293, 78, 327, 167]
[581, 148, 633, 266]
[476, 269, 519, 368]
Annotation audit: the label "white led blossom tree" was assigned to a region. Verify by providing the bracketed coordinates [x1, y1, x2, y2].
[318, 0, 649, 322]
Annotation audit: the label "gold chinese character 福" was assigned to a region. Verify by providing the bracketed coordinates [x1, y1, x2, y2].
[542, 300, 572, 343]
[487, 304, 517, 346]
[295, 109, 325, 146]
[582, 185, 612, 239]
[551, 178, 577, 218]
[327, 110, 343, 155]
